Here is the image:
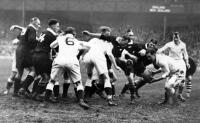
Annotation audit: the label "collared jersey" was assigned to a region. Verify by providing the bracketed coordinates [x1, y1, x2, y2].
[35, 28, 57, 53]
[55, 34, 84, 65]
[157, 41, 188, 61]
[155, 54, 182, 78]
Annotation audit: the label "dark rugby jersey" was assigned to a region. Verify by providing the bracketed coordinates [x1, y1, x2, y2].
[35, 29, 57, 53]
[125, 43, 152, 67]
[21, 25, 38, 49]
[100, 35, 124, 58]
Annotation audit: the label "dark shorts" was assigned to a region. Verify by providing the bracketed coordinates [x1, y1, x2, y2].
[133, 60, 146, 76]
[33, 52, 52, 75]
[116, 58, 131, 76]
[16, 45, 34, 70]
[186, 57, 197, 77]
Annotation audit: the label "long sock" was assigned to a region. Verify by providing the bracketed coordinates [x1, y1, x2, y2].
[77, 90, 84, 100]
[127, 82, 135, 100]
[186, 80, 192, 97]
[53, 85, 60, 98]
[32, 78, 40, 93]
[111, 84, 115, 96]
[45, 89, 52, 100]
[6, 82, 13, 90]
[14, 78, 21, 94]
[121, 84, 129, 94]
[74, 87, 78, 99]
[63, 83, 70, 97]
[22, 75, 34, 91]
[105, 87, 112, 99]
[90, 80, 97, 97]
[84, 86, 92, 99]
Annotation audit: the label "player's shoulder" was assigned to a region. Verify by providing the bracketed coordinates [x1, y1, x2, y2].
[165, 41, 173, 46]
[179, 40, 186, 46]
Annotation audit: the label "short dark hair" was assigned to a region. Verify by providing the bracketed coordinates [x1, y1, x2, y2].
[64, 27, 76, 35]
[48, 19, 58, 26]
[146, 47, 157, 55]
[99, 26, 111, 33]
[149, 39, 158, 45]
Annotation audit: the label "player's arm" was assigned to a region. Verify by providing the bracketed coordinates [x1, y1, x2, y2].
[27, 27, 38, 43]
[150, 61, 170, 83]
[123, 50, 138, 62]
[182, 44, 190, 68]
[157, 43, 169, 54]
[106, 50, 121, 71]
[50, 39, 58, 48]
[10, 25, 24, 31]
[82, 30, 101, 38]
[83, 30, 121, 44]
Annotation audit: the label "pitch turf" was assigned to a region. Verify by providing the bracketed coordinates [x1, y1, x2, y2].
[0, 58, 199, 123]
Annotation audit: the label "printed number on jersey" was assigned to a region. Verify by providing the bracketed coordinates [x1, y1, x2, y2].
[65, 37, 74, 45]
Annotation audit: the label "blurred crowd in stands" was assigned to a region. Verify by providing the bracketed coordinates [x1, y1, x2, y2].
[0, 24, 199, 65]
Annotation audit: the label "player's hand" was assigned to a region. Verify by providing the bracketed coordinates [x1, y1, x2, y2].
[82, 30, 90, 35]
[115, 66, 122, 71]
[138, 49, 146, 56]
[186, 62, 190, 69]
[10, 25, 17, 31]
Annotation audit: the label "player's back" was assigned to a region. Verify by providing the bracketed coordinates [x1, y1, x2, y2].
[55, 34, 80, 65]
[86, 38, 108, 59]
[156, 54, 181, 73]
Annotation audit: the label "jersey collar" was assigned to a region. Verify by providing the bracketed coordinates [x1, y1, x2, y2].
[28, 24, 37, 30]
[47, 28, 57, 36]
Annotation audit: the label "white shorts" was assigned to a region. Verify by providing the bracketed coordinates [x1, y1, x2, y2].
[83, 55, 108, 75]
[174, 59, 186, 78]
[11, 51, 17, 72]
[51, 61, 81, 83]
[165, 71, 185, 89]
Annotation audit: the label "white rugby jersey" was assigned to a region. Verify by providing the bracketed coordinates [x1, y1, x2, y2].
[85, 38, 111, 61]
[157, 41, 188, 62]
[155, 54, 183, 78]
[55, 34, 85, 65]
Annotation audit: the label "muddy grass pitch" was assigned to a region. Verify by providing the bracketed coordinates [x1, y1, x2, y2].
[0, 58, 199, 123]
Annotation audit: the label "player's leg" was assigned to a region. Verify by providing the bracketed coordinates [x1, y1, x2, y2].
[135, 69, 153, 98]
[70, 63, 89, 109]
[116, 58, 135, 100]
[108, 69, 117, 98]
[176, 60, 186, 102]
[19, 66, 36, 96]
[84, 63, 95, 101]
[185, 75, 192, 98]
[44, 63, 63, 103]
[62, 72, 71, 98]
[95, 60, 117, 106]
[165, 75, 178, 105]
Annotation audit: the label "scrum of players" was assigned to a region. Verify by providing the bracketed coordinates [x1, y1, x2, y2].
[3, 17, 197, 109]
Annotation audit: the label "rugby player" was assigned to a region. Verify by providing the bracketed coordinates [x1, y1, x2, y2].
[82, 30, 137, 102]
[16, 17, 40, 97]
[157, 32, 189, 102]
[147, 48, 186, 105]
[31, 19, 60, 100]
[44, 27, 90, 109]
[3, 25, 26, 95]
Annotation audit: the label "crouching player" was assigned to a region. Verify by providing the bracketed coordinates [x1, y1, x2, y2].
[44, 27, 90, 109]
[147, 48, 186, 105]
